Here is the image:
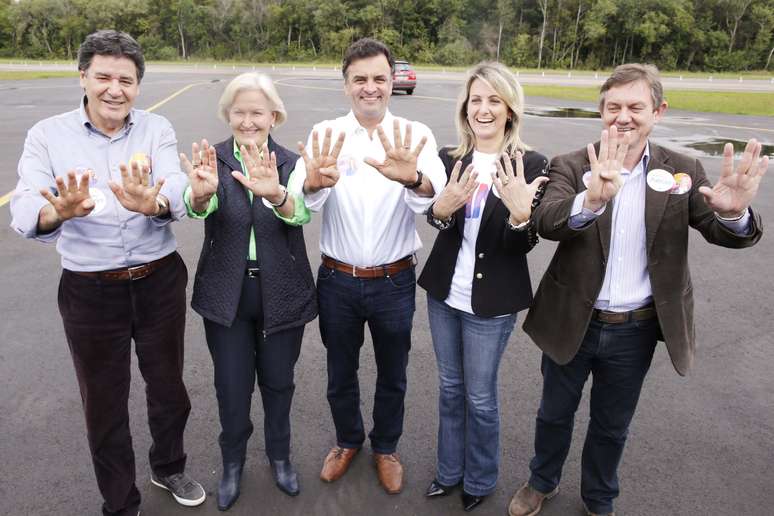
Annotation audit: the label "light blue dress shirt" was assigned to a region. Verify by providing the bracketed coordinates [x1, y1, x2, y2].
[10, 98, 188, 271]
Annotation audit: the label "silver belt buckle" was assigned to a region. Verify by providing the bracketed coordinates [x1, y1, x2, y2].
[127, 264, 149, 281]
[246, 267, 260, 278]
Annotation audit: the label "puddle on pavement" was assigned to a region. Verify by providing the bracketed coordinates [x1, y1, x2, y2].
[524, 107, 600, 118]
[684, 138, 774, 158]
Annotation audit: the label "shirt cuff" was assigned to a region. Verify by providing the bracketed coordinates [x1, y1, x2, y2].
[183, 185, 218, 219]
[716, 209, 752, 235]
[273, 193, 311, 226]
[569, 191, 606, 230]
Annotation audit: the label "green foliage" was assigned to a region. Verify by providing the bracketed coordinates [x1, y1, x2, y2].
[0, 0, 771, 72]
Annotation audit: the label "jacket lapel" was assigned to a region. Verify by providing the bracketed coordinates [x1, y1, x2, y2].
[644, 143, 673, 254]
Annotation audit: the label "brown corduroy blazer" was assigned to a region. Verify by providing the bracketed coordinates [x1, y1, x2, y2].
[523, 141, 763, 376]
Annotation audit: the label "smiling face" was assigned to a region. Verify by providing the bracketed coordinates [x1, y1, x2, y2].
[466, 78, 509, 152]
[600, 79, 667, 159]
[227, 89, 277, 148]
[344, 54, 392, 129]
[79, 54, 139, 135]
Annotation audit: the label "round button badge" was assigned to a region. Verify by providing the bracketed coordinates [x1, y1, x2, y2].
[646, 169, 676, 192]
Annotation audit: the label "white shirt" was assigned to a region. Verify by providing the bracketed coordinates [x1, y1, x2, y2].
[445, 151, 500, 313]
[569, 143, 751, 312]
[292, 110, 446, 267]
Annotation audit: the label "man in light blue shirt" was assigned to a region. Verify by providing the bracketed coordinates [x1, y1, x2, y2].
[10, 30, 204, 516]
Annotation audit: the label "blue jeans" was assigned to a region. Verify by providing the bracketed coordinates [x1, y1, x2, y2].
[427, 295, 517, 496]
[317, 264, 415, 454]
[528, 317, 659, 514]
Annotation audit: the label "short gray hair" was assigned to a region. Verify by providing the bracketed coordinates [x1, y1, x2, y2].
[218, 73, 287, 126]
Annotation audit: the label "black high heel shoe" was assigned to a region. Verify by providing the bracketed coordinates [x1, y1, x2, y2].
[461, 490, 486, 512]
[217, 462, 243, 511]
[425, 478, 458, 497]
[270, 458, 300, 496]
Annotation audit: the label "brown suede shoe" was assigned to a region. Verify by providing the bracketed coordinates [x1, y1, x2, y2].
[507, 482, 559, 516]
[374, 453, 403, 494]
[319, 446, 360, 482]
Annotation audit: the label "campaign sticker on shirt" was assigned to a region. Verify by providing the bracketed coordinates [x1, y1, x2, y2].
[582, 170, 592, 188]
[337, 155, 358, 177]
[646, 169, 676, 192]
[88, 188, 107, 216]
[130, 152, 151, 171]
[670, 173, 692, 195]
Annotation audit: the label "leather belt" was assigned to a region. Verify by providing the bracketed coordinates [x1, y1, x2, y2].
[70, 253, 176, 282]
[321, 254, 414, 278]
[592, 304, 657, 324]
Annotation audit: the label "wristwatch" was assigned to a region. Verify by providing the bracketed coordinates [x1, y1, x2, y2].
[427, 202, 455, 230]
[154, 194, 169, 217]
[405, 170, 424, 190]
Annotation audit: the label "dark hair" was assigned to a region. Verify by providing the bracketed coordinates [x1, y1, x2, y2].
[77, 30, 145, 82]
[341, 38, 394, 78]
[599, 63, 663, 110]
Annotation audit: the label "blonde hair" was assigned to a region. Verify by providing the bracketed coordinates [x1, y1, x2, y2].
[218, 72, 287, 126]
[451, 61, 529, 159]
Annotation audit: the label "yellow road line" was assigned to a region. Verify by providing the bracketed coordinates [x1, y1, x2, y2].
[0, 81, 207, 207]
[0, 190, 13, 207]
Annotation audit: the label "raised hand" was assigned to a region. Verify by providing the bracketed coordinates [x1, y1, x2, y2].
[584, 129, 630, 211]
[181, 139, 218, 211]
[299, 128, 344, 194]
[364, 119, 427, 185]
[492, 152, 550, 225]
[39, 170, 95, 221]
[109, 160, 165, 216]
[231, 142, 285, 205]
[431, 161, 479, 220]
[698, 138, 768, 218]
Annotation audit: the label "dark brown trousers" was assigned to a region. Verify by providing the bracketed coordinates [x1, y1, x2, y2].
[58, 252, 190, 516]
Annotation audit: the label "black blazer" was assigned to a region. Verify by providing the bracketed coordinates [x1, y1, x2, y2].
[191, 135, 317, 334]
[417, 147, 548, 317]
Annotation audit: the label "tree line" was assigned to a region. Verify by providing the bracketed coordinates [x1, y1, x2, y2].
[1, 0, 772, 71]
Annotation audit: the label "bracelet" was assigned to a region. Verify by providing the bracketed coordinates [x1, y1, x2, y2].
[426, 202, 454, 230]
[269, 186, 289, 208]
[405, 170, 424, 190]
[716, 209, 747, 222]
[505, 217, 531, 232]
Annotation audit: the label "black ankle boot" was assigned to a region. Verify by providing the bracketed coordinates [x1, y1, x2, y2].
[461, 490, 486, 511]
[269, 458, 299, 496]
[217, 462, 243, 511]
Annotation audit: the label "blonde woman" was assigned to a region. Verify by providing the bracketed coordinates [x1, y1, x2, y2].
[418, 62, 548, 512]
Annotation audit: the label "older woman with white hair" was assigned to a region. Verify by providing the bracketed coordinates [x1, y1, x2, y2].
[418, 62, 549, 512]
[181, 72, 317, 510]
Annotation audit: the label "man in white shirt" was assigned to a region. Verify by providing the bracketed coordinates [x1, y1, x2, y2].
[290, 38, 446, 494]
[508, 64, 767, 516]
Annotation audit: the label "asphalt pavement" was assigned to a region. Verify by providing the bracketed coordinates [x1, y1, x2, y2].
[1, 70, 773, 516]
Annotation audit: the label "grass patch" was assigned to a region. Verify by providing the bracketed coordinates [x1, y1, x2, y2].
[523, 85, 774, 116]
[0, 70, 77, 80]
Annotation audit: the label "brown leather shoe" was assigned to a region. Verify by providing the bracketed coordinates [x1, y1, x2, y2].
[319, 446, 360, 482]
[507, 482, 559, 516]
[374, 453, 403, 494]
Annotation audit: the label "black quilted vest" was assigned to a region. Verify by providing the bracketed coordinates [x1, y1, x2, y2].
[191, 136, 317, 334]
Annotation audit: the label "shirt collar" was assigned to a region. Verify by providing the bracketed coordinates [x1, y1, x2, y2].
[79, 96, 134, 136]
[346, 109, 393, 136]
[624, 142, 650, 178]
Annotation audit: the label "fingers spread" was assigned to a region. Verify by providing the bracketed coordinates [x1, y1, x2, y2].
[331, 132, 345, 158]
[393, 119, 402, 148]
[451, 161, 463, 183]
[364, 157, 383, 170]
[413, 136, 427, 158]
[321, 127, 332, 156]
[312, 130, 321, 158]
[404, 123, 413, 150]
[377, 126, 391, 152]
